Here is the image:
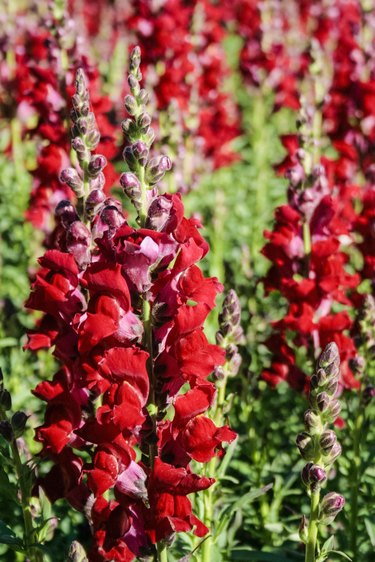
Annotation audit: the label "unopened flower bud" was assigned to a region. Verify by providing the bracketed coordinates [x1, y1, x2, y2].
[132, 141, 149, 166]
[123, 146, 137, 170]
[72, 137, 87, 158]
[67, 541, 88, 562]
[0, 389, 12, 410]
[85, 129, 101, 150]
[88, 155, 107, 177]
[100, 206, 125, 230]
[128, 74, 140, 95]
[75, 68, 86, 97]
[139, 89, 149, 105]
[302, 463, 327, 488]
[124, 94, 138, 116]
[320, 492, 345, 524]
[320, 430, 337, 453]
[349, 355, 365, 375]
[0, 421, 13, 442]
[55, 200, 78, 227]
[60, 168, 84, 196]
[304, 409, 321, 433]
[138, 112, 151, 133]
[326, 398, 341, 421]
[319, 342, 339, 372]
[315, 368, 327, 387]
[76, 117, 88, 135]
[363, 385, 375, 406]
[299, 515, 308, 544]
[316, 391, 330, 412]
[325, 441, 342, 464]
[120, 172, 141, 194]
[227, 349, 242, 376]
[145, 155, 172, 184]
[11, 411, 28, 437]
[296, 432, 314, 460]
[121, 119, 133, 134]
[286, 164, 305, 186]
[85, 189, 106, 218]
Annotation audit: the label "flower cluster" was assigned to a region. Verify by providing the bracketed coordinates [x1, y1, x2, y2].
[69, 0, 240, 185]
[2, 3, 116, 237]
[296, 343, 345, 558]
[26, 48, 235, 561]
[261, 103, 360, 391]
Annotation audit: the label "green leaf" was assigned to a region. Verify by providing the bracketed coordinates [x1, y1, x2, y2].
[329, 551, 352, 561]
[365, 518, 375, 546]
[321, 536, 335, 554]
[0, 520, 24, 549]
[230, 549, 303, 561]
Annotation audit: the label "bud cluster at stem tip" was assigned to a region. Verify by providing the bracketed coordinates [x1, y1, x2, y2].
[60, 68, 107, 218]
[214, 290, 245, 380]
[296, 343, 345, 540]
[120, 46, 172, 224]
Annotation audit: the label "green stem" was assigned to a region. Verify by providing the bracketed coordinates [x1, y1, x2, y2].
[11, 442, 43, 562]
[349, 405, 364, 559]
[142, 298, 157, 469]
[305, 489, 320, 562]
[303, 221, 312, 256]
[11, 118, 23, 183]
[157, 543, 168, 562]
[0, 408, 42, 561]
[137, 164, 148, 227]
[201, 373, 229, 562]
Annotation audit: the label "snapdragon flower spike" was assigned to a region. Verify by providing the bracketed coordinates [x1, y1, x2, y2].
[5, 3, 117, 237]
[296, 343, 344, 557]
[262, 100, 360, 392]
[27, 46, 234, 561]
[69, 0, 240, 188]
[214, 290, 245, 381]
[60, 68, 107, 226]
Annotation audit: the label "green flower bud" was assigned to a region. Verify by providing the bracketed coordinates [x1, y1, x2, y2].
[299, 515, 308, 544]
[67, 540, 88, 562]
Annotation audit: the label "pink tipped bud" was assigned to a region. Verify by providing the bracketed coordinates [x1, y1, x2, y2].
[55, 200, 78, 227]
[85, 189, 106, 218]
[60, 168, 84, 197]
[320, 492, 345, 524]
[88, 155, 107, 177]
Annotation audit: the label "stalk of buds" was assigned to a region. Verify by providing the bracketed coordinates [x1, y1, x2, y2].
[215, 290, 245, 383]
[200, 290, 244, 561]
[296, 343, 345, 562]
[120, 46, 171, 225]
[61, 69, 106, 216]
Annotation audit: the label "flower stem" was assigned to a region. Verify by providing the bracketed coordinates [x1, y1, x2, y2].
[0, 407, 42, 561]
[157, 543, 169, 562]
[349, 404, 364, 559]
[305, 489, 320, 562]
[11, 442, 43, 562]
